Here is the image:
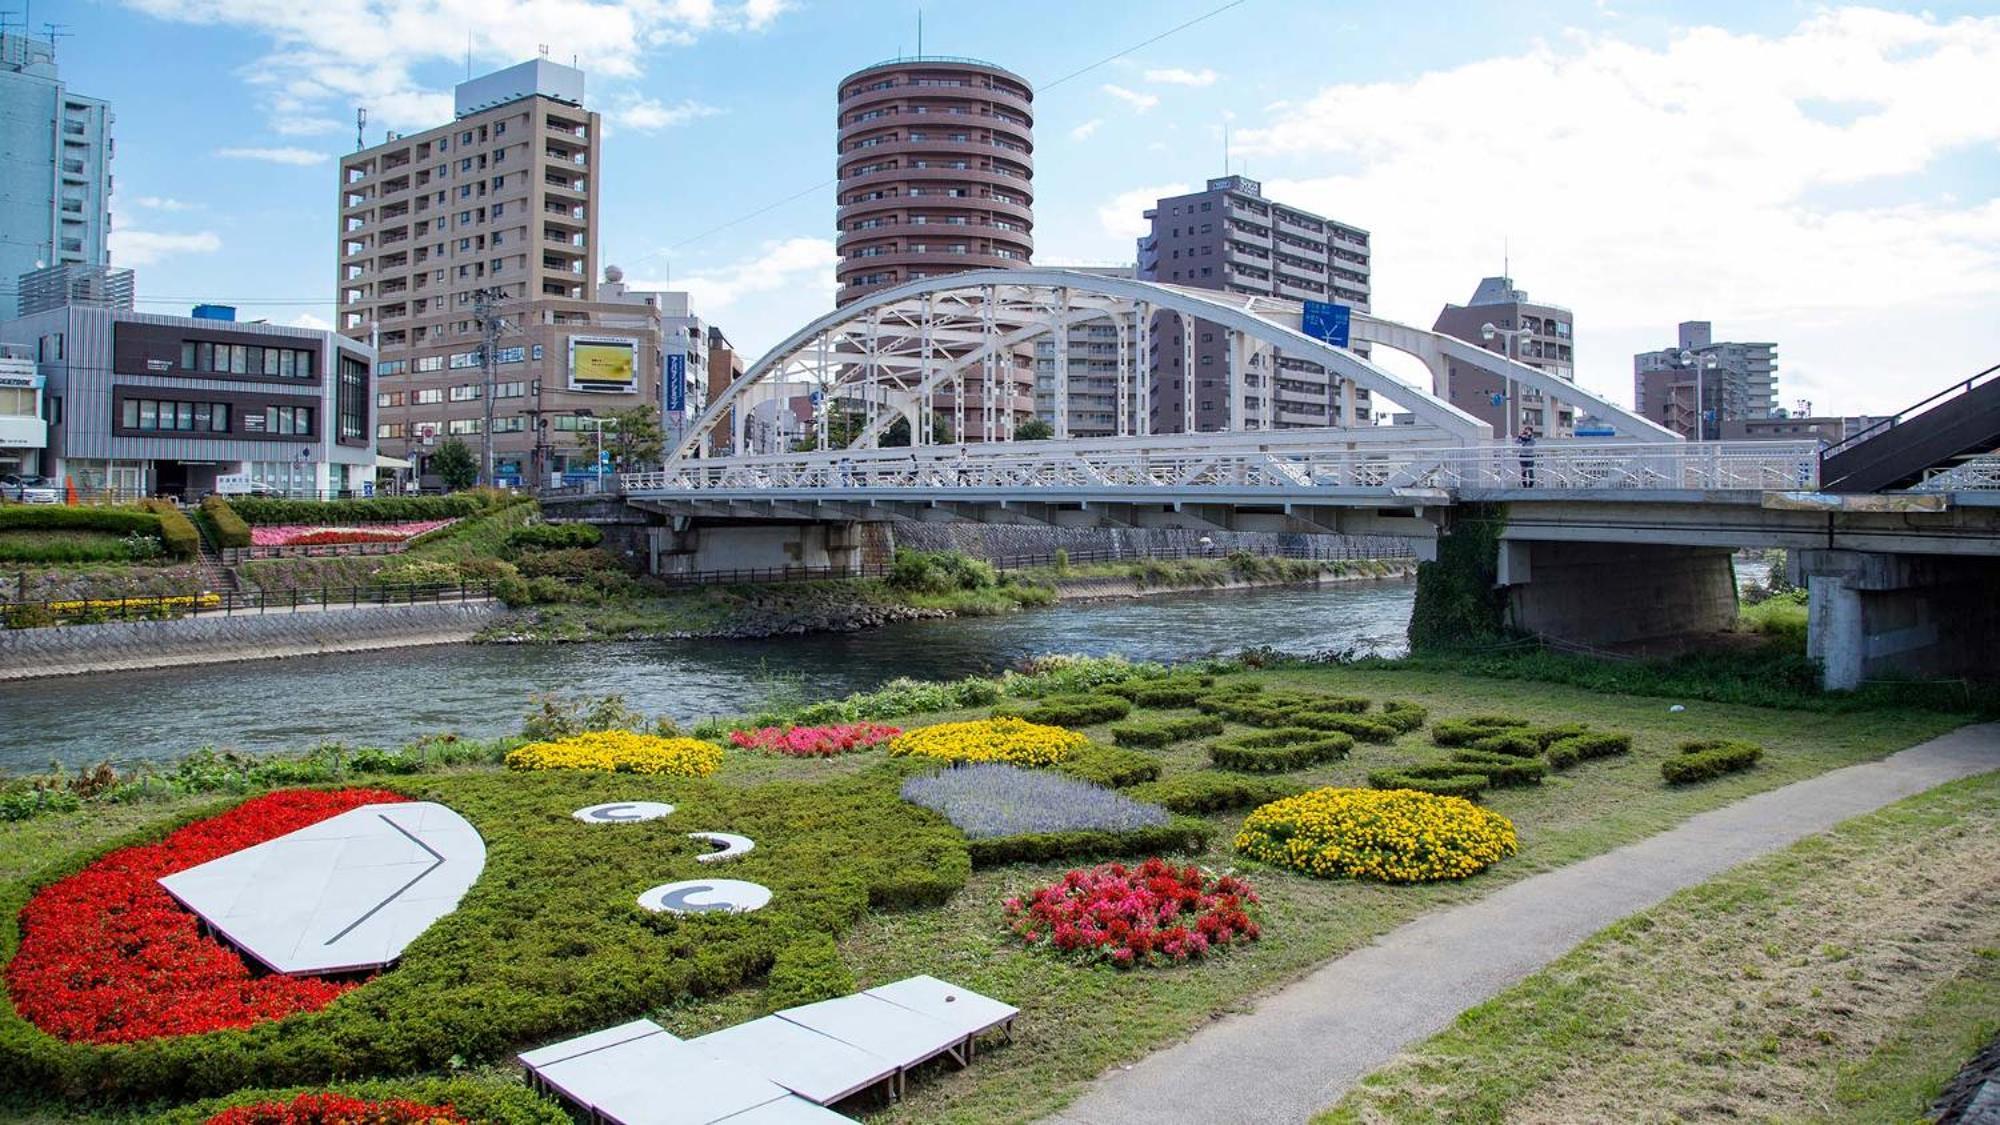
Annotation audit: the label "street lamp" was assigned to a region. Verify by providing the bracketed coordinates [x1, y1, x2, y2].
[1480, 320, 1536, 436]
[1677, 349, 1721, 440]
[572, 408, 609, 493]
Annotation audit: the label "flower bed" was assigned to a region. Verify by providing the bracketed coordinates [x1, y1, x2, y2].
[901, 763, 1169, 839]
[887, 716, 1089, 766]
[729, 723, 901, 757]
[249, 521, 454, 547]
[1004, 859, 1261, 968]
[5, 788, 404, 1044]
[1234, 787, 1518, 883]
[504, 731, 722, 776]
[205, 1093, 467, 1125]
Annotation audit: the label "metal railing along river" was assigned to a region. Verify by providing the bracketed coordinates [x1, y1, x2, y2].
[1, 582, 497, 629]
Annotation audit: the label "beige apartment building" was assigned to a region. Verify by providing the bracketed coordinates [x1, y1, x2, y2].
[337, 59, 679, 486]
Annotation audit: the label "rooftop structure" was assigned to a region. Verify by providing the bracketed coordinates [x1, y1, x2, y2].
[1432, 276, 1575, 438]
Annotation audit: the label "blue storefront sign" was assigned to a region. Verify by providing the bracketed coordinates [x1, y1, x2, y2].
[1301, 300, 1351, 348]
[665, 353, 686, 412]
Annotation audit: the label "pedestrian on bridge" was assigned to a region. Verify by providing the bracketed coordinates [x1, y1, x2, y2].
[1517, 426, 1538, 488]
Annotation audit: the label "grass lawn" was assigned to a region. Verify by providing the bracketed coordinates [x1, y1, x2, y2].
[0, 664, 1970, 1123]
[1319, 770, 2000, 1124]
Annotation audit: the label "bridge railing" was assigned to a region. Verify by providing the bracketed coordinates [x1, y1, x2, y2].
[624, 439, 1821, 495]
[1911, 456, 2000, 492]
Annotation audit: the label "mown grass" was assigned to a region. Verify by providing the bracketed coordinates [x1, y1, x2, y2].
[0, 665, 1969, 1123]
[1320, 770, 2000, 1124]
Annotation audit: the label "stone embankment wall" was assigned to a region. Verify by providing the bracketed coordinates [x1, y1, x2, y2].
[0, 602, 506, 681]
[891, 522, 1414, 562]
[1053, 565, 1415, 602]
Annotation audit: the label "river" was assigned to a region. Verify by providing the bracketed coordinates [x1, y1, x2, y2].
[0, 580, 1419, 772]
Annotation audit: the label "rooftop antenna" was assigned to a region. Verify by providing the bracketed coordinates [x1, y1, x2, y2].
[40, 19, 65, 51]
[355, 107, 367, 152]
[1222, 121, 1230, 175]
[917, 7, 923, 56]
[1503, 236, 1510, 282]
[465, 30, 472, 78]
[539, 43, 550, 58]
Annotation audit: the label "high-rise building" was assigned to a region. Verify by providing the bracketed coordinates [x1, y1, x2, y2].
[0, 34, 113, 316]
[833, 57, 1037, 439]
[1136, 176, 1372, 432]
[1634, 321, 1779, 439]
[18, 262, 133, 316]
[1034, 265, 1133, 438]
[1431, 277, 1575, 438]
[338, 58, 673, 487]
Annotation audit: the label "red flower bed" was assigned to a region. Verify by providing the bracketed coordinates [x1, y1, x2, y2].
[728, 722, 901, 757]
[284, 529, 409, 546]
[1003, 858, 1261, 968]
[6, 788, 405, 1044]
[206, 1093, 467, 1125]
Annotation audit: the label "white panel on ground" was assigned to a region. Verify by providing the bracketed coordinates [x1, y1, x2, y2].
[863, 974, 1018, 1039]
[637, 879, 772, 914]
[775, 994, 964, 1070]
[574, 801, 676, 824]
[158, 800, 485, 975]
[689, 832, 756, 863]
[710, 1098, 855, 1123]
[691, 1015, 896, 1104]
[533, 1033, 801, 1125]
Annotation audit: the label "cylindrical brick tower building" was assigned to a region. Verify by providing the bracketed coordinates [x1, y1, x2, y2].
[834, 57, 1035, 306]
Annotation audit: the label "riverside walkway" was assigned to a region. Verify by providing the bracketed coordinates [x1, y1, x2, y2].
[1046, 723, 2000, 1125]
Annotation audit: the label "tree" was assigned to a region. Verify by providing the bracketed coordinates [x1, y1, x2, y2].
[1016, 418, 1055, 441]
[604, 405, 666, 469]
[429, 438, 478, 491]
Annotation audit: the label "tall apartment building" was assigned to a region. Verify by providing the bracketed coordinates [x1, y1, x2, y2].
[0, 34, 113, 316]
[833, 57, 1036, 439]
[18, 262, 133, 315]
[1034, 265, 1133, 438]
[1633, 321, 1779, 439]
[338, 59, 670, 487]
[1432, 276, 1575, 438]
[1136, 176, 1372, 433]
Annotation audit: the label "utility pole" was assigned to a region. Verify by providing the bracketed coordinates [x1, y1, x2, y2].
[473, 287, 506, 487]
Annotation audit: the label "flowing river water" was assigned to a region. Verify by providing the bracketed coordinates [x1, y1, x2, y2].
[0, 580, 1421, 772]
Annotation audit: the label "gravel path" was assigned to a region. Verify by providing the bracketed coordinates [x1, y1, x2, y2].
[1046, 722, 2000, 1125]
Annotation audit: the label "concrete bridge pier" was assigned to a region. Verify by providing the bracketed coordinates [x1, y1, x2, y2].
[1799, 550, 2000, 691]
[648, 519, 873, 578]
[1496, 540, 1740, 649]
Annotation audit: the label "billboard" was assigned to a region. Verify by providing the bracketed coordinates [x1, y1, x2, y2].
[1301, 300, 1351, 348]
[568, 336, 640, 392]
[665, 353, 685, 412]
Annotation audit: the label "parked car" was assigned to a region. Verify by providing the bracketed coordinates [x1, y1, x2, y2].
[0, 474, 58, 503]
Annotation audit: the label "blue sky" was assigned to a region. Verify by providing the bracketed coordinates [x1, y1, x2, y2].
[51, 0, 2000, 414]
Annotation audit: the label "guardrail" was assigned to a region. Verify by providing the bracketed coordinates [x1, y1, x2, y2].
[625, 439, 1822, 496]
[1, 581, 496, 629]
[220, 540, 419, 563]
[1911, 456, 2000, 492]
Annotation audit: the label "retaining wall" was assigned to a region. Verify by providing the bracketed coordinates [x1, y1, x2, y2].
[0, 601, 507, 681]
[890, 522, 1414, 561]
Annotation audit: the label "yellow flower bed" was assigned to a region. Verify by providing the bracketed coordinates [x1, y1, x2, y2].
[1233, 787, 1517, 883]
[46, 593, 222, 615]
[887, 716, 1089, 766]
[505, 731, 723, 777]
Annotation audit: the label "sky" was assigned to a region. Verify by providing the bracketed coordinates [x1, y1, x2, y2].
[43, 0, 2000, 417]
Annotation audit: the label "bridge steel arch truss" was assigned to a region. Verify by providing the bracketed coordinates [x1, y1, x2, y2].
[671, 269, 1674, 466]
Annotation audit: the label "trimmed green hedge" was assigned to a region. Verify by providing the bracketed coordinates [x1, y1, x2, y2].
[139, 499, 199, 560]
[1431, 715, 1530, 747]
[1531, 722, 1594, 749]
[1209, 729, 1354, 773]
[1449, 749, 1548, 787]
[1055, 744, 1163, 788]
[154, 1079, 569, 1125]
[1291, 711, 1402, 744]
[1367, 764, 1490, 799]
[765, 932, 856, 1010]
[997, 693, 1132, 727]
[199, 495, 252, 548]
[1379, 700, 1430, 733]
[1103, 674, 1214, 704]
[1127, 772, 1307, 814]
[1108, 714, 1225, 748]
[1546, 731, 1633, 769]
[507, 522, 603, 552]
[0, 769, 970, 1103]
[0, 505, 159, 536]
[965, 817, 1211, 867]
[227, 493, 503, 525]
[1466, 731, 1543, 758]
[1662, 738, 1762, 784]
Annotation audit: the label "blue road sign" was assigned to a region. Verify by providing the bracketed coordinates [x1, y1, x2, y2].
[1301, 300, 1351, 348]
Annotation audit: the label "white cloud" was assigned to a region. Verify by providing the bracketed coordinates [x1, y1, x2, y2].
[272, 115, 345, 137]
[609, 96, 723, 132]
[1097, 182, 1189, 240]
[215, 146, 329, 165]
[1070, 118, 1103, 141]
[1235, 7, 2000, 413]
[1144, 67, 1218, 87]
[634, 237, 836, 313]
[288, 312, 333, 331]
[129, 196, 193, 211]
[119, 0, 791, 133]
[110, 229, 222, 266]
[1101, 84, 1160, 113]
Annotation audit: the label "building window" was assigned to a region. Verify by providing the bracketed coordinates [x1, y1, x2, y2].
[449, 383, 481, 402]
[121, 397, 230, 432]
[378, 421, 407, 439]
[337, 354, 368, 441]
[265, 405, 313, 435]
[447, 417, 483, 435]
[180, 341, 314, 379]
[413, 387, 444, 404]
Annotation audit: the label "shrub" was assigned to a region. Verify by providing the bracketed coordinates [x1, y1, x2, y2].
[199, 496, 252, 547]
[144, 500, 203, 559]
[787, 676, 1003, 725]
[964, 819, 1212, 867]
[505, 731, 722, 776]
[1466, 731, 1543, 758]
[160, 1082, 565, 1125]
[1209, 729, 1354, 773]
[1102, 675, 1213, 705]
[729, 723, 900, 757]
[1235, 787, 1517, 882]
[1531, 722, 1594, 749]
[1290, 711, 1402, 743]
[997, 654, 1167, 698]
[1378, 700, 1430, 733]
[505, 522, 602, 552]
[887, 548, 996, 594]
[1662, 738, 1763, 784]
[513, 546, 622, 579]
[998, 693, 1132, 727]
[1055, 744, 1163, 788]
[1431, 715, 1531, 747]
[764, 933, 855, 1010]
[900, 763, 1169, 840]
[889, 716, 1088, 766]
[1365, 765, 1491, 800]
[226, 493, 502, 525]
[519, 693, 673, 741]
[1004, 859, 1261, 968]
[1448, 749, 1548, 787]
[202, 1093, 467, 1125]
[0, 505, 159, 536]
[1128, 772, 1308, 814]
[1109, 714, 1225, 748]
[1546, 732, 1633, 769]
